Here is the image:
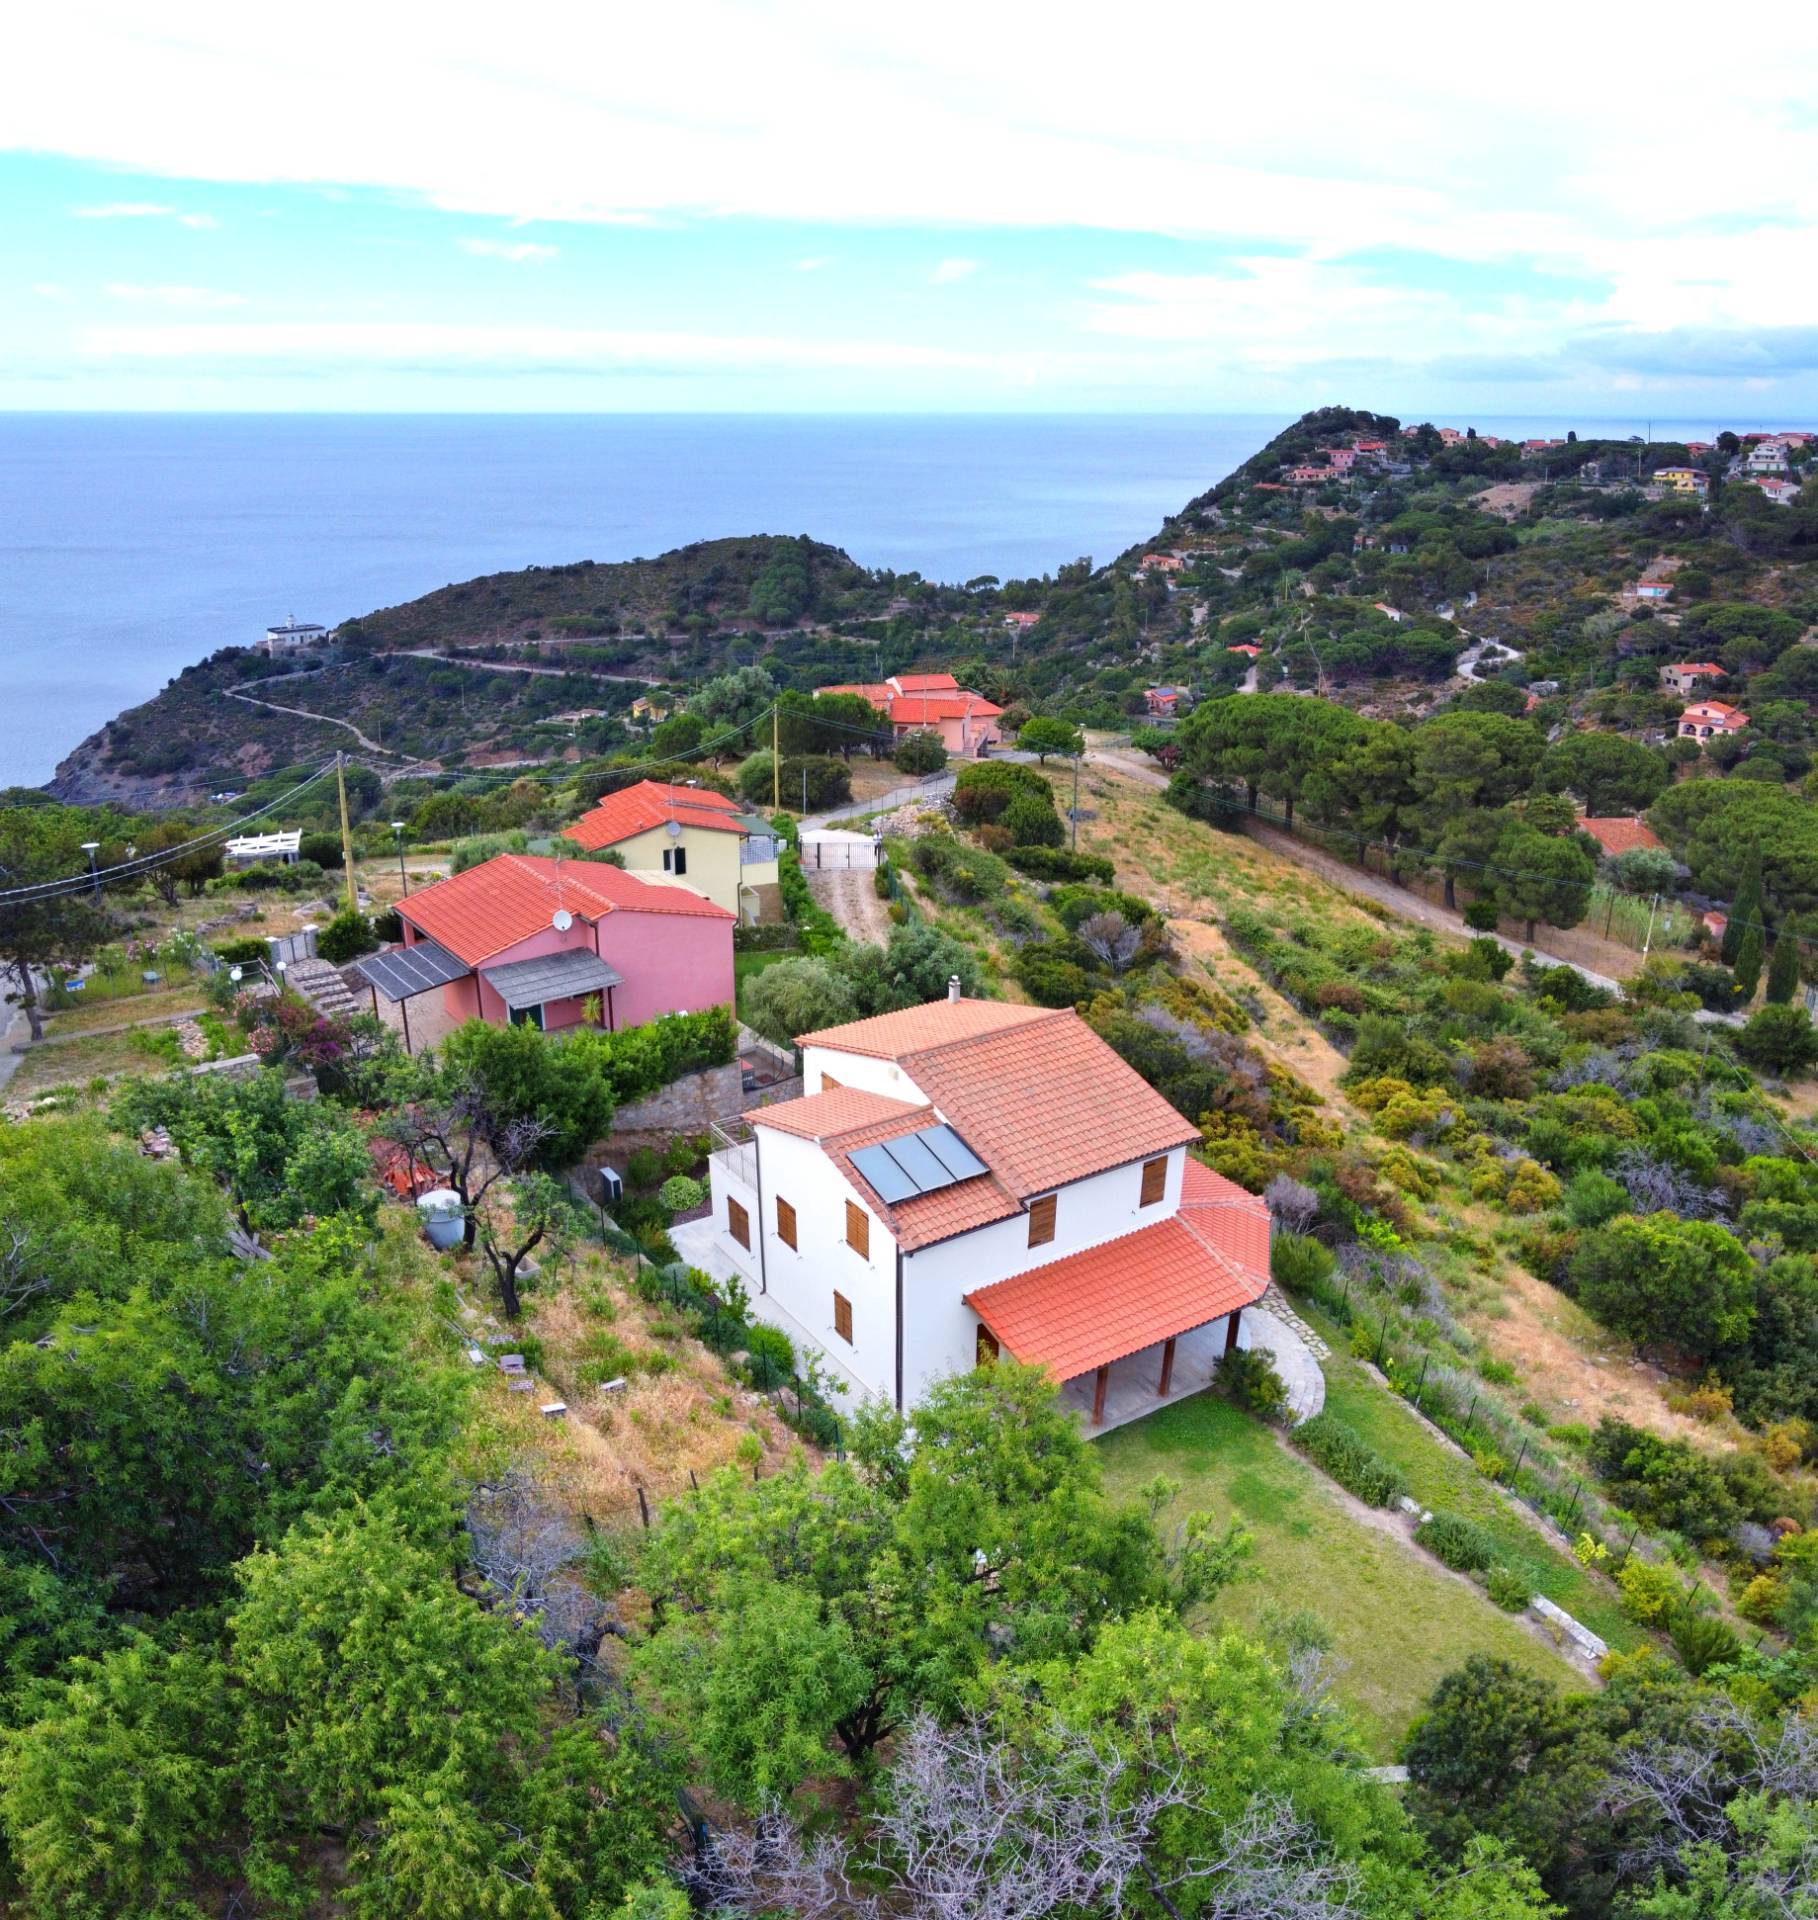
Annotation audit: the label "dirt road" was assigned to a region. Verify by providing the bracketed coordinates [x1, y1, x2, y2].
[806, 866, 891, 946]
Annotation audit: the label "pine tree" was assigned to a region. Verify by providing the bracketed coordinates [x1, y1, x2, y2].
[1722, 843, 1763, 967]
[1733, 922, 1765, 1004]
[1767, 928, 1802, 1005]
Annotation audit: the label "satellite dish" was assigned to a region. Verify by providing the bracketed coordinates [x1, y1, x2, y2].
[665, 819, 683, 838]
[552, 909, 573, 932]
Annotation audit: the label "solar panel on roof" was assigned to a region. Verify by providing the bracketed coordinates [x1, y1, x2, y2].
[918, 1124, 988, 1181]
[878, 1131, 949, 1190]
[850, 1143, 920, 1204]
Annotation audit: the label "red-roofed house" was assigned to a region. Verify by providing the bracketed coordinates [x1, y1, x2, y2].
[1662, 662, 1724, 696]
[1138, 552, 1185, 575]
[561, 779, 778, 922]
[693, 993, 1273, 1420]
[356, 852, 733, 1046]
[1002, 610, 1043, 632]
[816, 672, 1003, 756]
[1680, 700, 1748, 740]
[1579, 816, 1665, 858]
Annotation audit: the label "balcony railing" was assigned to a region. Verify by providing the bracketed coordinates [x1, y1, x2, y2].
[741, 835, 780, 866]
[710, 1116, 758, 1192]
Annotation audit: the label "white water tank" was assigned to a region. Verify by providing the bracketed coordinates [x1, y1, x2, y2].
[416, 1188, 464, 1251]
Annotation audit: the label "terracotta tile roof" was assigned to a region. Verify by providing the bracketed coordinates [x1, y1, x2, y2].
[1665, 662, 1723, 676]
[798, 998, 1061, 1058]
[887, 693, 1004, 725]
[891, 672, 962, 693]
[801, 999, 1197, 1202]
[400, 853, 730, 966]
[1579, 816, 1665, 857]
[968, 1213, 1268, 1382]
[1178, 1157, 1273, 1282]
[749, 1086, 924, 1140]
[562, 780, 746, 852]
[816, 682, 894, 704]
[752, 1084, 1021, 1249]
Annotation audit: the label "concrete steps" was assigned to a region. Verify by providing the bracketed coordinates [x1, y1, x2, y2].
[1258, 1285, 1331, 1362]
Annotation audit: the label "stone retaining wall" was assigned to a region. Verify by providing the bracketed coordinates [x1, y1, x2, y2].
[611, 1061, 744, 1134]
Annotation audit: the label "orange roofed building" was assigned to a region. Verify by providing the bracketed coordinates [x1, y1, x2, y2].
[1578, 816, 1665, 858]
[686, 991, 1273, 1423]
[353, 852, 732, 1050]
[561, 778, 779, 923]
[1680, 700, 1749, 740]
[815, 671, 1004, 757]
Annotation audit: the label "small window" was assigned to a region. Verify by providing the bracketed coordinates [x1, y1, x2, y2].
[833, 1290, 853, 1344]
[776, 1196, 797, 1250]
[664, 845, 687, 875]
[1140, 1157, 1167, 1206]
[509, 1003, 545, 1030]
[976, 1324, 1000, 1368]
[845, 1199, 869, 1259]
[728, 1197, 750, 1250]
[1027, 1194, 1056, 1247]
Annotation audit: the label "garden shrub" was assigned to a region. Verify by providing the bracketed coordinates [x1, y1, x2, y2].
[1486, 1566, 1532, 1612]
[1292, 1412, 1408, 1507]
[1271, 1232, 1335, 1295]
[657, 1175, 705, 1215]
[1005, 844, 1116, 884]
[1670, 1610, 1743, 1677]
[1416, 1510, 1500, 1574]
[316, 908, 378, 965]
[1012, 943, 1090, 1009]
[1218, 1346, 1289, 1423]
[1615, 1556, 1684, 1625]
[211, 936, 269, 967]
[742, 1322, 796, 1387]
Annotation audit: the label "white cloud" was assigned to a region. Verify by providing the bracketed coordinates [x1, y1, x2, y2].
[794, 256, 829, 272]
[31, 283, 70, 299]
[105, 283, 248, 309]
[459, 236, 557, 262]
[74, 199, 218, 227]
[74, 201, 175, 218]
[930, 257, 977, 284]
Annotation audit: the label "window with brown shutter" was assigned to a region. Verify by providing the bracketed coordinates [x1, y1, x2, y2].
[1140, 1156, 1167, 1206]
[821, 1072, 842, 1091]
[1027, 1194, 1056, 1247]
[833, 1291, 853, 1344]
[728, 1197, 751, 1249]
[845, 1200, 869, 1259]
[776, 1196, 797, 1249]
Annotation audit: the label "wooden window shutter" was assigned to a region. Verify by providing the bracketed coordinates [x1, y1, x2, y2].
[821, 1072, 842, 1091]
[1140, 1157, 1167, 1206]
[776, 1196, 797, 1249]
[1027, 1194, 1056, 1247]
[845, 1200, 869, 1259]
[728, 1197, 751, 1250]
[833, 1290, 853, 1343]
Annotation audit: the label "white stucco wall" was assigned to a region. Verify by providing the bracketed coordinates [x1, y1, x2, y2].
[899, 1147, 1184, 1400]
[745, 1126, 900, 1401]
[802, 1044, 930, 1104]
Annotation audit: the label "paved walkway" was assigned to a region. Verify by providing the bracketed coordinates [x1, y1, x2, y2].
[802, 773, 953, 829]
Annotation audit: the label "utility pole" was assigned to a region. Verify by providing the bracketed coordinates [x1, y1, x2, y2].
[771, 708, 780, 814]
[336, 751, 358, 915]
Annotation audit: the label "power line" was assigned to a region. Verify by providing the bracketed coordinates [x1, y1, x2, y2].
[0, 759, 340, 906]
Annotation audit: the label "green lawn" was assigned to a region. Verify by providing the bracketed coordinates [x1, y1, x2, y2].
[1098, 1392, 1588, 1758]
[1316, 1355, 1641, 1652]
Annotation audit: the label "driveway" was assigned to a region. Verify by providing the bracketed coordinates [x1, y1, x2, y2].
[805, 866, 891, 946]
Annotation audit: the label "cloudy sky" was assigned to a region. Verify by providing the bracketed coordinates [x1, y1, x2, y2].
[7, 3, 1818, 415]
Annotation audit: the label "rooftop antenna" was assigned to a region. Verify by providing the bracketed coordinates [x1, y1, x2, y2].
[551, 848, 572, 932]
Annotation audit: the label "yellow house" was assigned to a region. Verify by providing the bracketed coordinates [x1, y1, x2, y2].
[1655, 467, 1708, 495]
[561, 779, 779, 923]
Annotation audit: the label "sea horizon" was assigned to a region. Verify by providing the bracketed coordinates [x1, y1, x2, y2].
[0, 409, 1738, 789]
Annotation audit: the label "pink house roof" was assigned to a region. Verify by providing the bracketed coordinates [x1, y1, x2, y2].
[1666, 662, 1723, 676]
[401, 852, 730, 966]
[887, 692, 1003, 724]
[1579, 816, 1664, 857]
[562, 779, 746, 852]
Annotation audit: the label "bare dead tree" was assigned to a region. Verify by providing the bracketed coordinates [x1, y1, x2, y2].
[379, 1076, 553, 1250]
[1600, 1703, 1818, 1910]
[0, 1222, 51, 1323]
[689, 1711, 1361, 1920]
[1077, 911, 1144, 975]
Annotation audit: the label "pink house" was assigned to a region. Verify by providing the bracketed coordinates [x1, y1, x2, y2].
[816, 672, 1004, 757]
[356, 853, 732, 1048]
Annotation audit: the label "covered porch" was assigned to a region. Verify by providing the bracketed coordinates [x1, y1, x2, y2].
[1055, 1306, 1323, 1436]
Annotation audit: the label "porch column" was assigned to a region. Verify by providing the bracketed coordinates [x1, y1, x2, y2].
[1223, 1310, 1242, 1358]
[1091, 1364, 1109, 1427]
[1157, 1336, 1176, 1397]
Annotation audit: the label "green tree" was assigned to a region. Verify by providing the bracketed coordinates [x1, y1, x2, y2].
[1723, 841, 1764, 965]
[0, 1637, 236, 1919]
[893, 730, 948, 776]
[1537, 732, 1669, 815]
[841, 922, 982, 1015]
[316, 905, 378, 963]
[742, 954, 859, 1047]
[1735, 1003, 1818, 1078]
[1409, 712, 1546, 846]
[648, 710, 705, 759]
[0, 806, 115, 1041]
[1004, 789, 1064, 847]
[1733, 920, 1765, 1002]
[1570, 1215, 1754, 1359]
[1766, 929, 1804, 1006]
[1017, 716, 1084, 763]
[1493, 817, 1597, 941]
[439, 1018, 618, 1170]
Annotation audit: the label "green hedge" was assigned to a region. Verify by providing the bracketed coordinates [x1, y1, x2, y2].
[777, 848, 844, 956]
[592, 1006, 738, 1105]
[1415, 1510, 1502, 1574]
[1005, 844, 1116, 884]
[211, 936, 269, 967]
[1292, 1411, 1409, 1507]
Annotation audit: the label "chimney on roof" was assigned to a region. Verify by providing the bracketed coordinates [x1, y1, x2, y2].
[947, 974, 962, 1003]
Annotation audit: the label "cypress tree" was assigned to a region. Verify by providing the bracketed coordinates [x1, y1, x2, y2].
[1733, 921, 1765, 1004]
[1722, 842, 1763, 967]
[1767, 928, 1802, 1005]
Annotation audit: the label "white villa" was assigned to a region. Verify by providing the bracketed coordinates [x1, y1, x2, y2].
[692, 989, 1273, 1422]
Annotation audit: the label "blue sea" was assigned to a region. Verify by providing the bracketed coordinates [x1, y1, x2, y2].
[0, 410, 1732, 789]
